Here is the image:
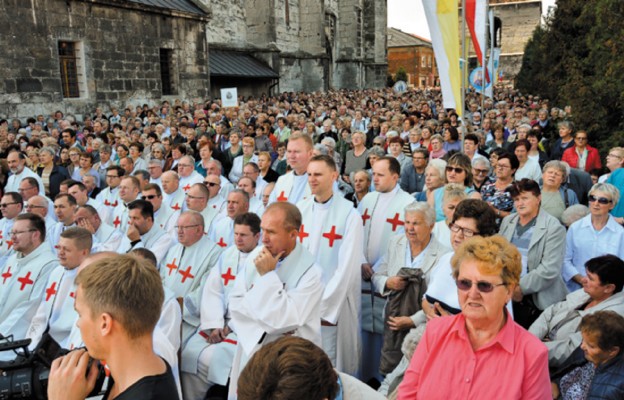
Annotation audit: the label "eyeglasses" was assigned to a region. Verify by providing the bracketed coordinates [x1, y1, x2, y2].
[473, 168, 489, 175]
[9, 229, 35, 237]
[449, 223, 478, 237]
[575, 137, 588, 141]
[142, 195, 158, 200]
[456, 279, 506, 293]
[445, 166, 465, 174]
[178, 164, 193, 168]
[496, 164, 511, 170]
[607, 153, 622, 159]
[204, 182, 219, 187]
[588, 195, 612, 205]
[185, 194, 206, 200]
[0, 202, 19, 208]
[174, 225, 201, 231]
[18, 186, 36, 192]
[25, 204, 47, 209]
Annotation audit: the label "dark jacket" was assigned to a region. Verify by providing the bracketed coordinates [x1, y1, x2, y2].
[37, 165, 70, 199]
[260, 168, 279, 183]
[399, 166, 425, 194]
[553, 347, 624, 400]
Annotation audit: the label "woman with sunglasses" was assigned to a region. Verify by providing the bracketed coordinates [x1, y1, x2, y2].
[428, 153, 480, 222]
[397, 235, 550, 399]
[379, 199, 497, 397]
[480, 151, 518, 220]
[563, 183, 624, 292]
[530, 255, 624, 370]
[499, 178, 568, 329]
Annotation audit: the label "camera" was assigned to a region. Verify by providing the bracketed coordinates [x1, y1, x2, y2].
[0, 334, 105, 399]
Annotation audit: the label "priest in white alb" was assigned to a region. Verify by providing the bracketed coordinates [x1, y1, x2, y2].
[268, 133, 313, 204]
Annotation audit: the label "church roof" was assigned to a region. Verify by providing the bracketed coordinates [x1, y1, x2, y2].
[210, 51, 279, 79]
[127, 0, 206, 15]
[387, 27, 432, 48]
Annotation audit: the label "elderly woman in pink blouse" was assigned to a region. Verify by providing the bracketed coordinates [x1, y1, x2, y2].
[398, 236, 551, 399]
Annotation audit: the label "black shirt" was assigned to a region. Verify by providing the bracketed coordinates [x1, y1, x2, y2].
[103, 359, 179, 400]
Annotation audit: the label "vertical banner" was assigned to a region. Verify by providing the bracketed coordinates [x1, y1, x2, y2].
[465, 0, 487, 67]
[423, 0, 462, 116]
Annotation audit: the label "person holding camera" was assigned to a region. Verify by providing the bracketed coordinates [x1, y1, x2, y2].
[47, 254, 179, 400]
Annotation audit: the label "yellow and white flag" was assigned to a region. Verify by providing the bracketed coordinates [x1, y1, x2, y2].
[422, 0, 461, 116]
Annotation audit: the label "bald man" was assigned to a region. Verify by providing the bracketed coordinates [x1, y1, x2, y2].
[161, 171, 186, 212]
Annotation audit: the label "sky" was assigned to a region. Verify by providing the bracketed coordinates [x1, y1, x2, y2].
[388, 0, 557, 40]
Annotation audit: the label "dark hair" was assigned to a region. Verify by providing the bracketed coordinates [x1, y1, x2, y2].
[22, 177, 39, 188]
[234, 212, 262, 235]
[464, 133, 479, 145]
[55, 193, 77, 206]
[580, 311, 624, 352]
[143, 183, 162, 196]
[515, 139, 531, 152]
[445, 126, 459, 141]
[62, 128, 76, 138]
[378, 156, 401, 177]
[106, 165, 126, 177]
[67, 181, 87, 192]
[413, 148, 429, 159]
[585, 254, 624, 293]
[388, 136, 405, 146]
[446, 153, 474, 186]
[310, 154, 337, 171]
[507, 178, 541, 198]
[127, 199, 154, 220]
[238, 337, 338, 400]
[244, 162, 260, 174]
[130, 248, 158, 268]
[451, 199, 498, 236]
[132, 169, 150, 182]
[497, 151, 520, 171]
[130, 141, 144, 153]
[15, 213, 46, 241]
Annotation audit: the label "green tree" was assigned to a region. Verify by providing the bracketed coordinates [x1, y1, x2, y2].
[516, 0, 624, 153]
[394, 67, 408, 83]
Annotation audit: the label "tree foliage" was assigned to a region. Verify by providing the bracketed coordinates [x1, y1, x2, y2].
[516, 0, 624, 154]
[394, 67, 408, 84]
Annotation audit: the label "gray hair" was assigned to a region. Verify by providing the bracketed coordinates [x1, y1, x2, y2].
[313, 143, 329, 155]
[428, 158, 447, 179]
[561, 204, 590, 228]
[443, 183, 468, 204]
[99, 144, 112, 154]
[368, 146, 386, 158]
[148, 158, 165, 168]
[40, 146, 56, 158]
[472, 157, 490, 169]
[542, 160, 569, 181]
[321, 137, 336, 148]
[151, 143, 165, 153]
[181, 155, 195, 165]
[404, 201, 436, 226]
[558, 120, 574, 132]
[589, 183, 620, 206]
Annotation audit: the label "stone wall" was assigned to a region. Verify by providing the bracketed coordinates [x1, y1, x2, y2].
[0, 0, 209, 119]
[205, 0, 248, 48]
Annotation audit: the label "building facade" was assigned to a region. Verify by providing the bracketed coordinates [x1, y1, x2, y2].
[0, 0, 210, 119]
[387, 27, 438, 88]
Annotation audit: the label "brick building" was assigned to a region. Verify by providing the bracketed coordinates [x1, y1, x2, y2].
[387, 27, 438, 88]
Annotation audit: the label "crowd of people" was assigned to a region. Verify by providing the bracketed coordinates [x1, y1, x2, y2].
[1, 86, 624, 399]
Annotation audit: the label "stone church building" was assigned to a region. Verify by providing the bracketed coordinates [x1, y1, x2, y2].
[0, 0, 387, 118]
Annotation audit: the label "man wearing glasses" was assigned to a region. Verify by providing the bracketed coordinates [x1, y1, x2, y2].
[119, 200, 173, 264]
[24, 195, 56, 229]
[18, 177, 55, 221]
[0, 213, 58, 340]
[142, 183, 178, 239]
[95, 165, 124, 209]
[160, 211, 222, 298]
[0, 192, 24, 264]
[178, 155, 204, 193]
[204, 174, 226, 213]
[185, 183, 221, 236]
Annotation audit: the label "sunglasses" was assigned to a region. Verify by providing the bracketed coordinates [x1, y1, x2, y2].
[456, 279, 506, 293]
[588, 195, 612, 205]
[445, 166, 465, 174]
[142, 195, 158, 200]
[203, 182, 219, 187]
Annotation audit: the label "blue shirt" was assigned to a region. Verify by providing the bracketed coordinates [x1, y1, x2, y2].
[607, 168, 624, 217]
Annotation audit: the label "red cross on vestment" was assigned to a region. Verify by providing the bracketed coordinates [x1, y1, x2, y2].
[361, 208, 371, 226]
[166, 258, 178, 276]
[171, 203, 181, 211]
[221, 267, 236, 286]
[111, 200, 118, 207]
[45, 282, 57, 301]
[104, 199, 110, 206]
[216, 237, 227, 248]
[276, 191, 288, 202]
[1, 267, 12, 284]
[179, 266, 195, 283]
[17, 272, 34, 291]
[70, 291, 76, 298]
[6, 239, 13, 249]
[183, 184, 191, 191]
[113, 215, 121, 228]
[322, 226, 343, 247]
[386, 213, 404, 231]
[298, 224, 309, 243]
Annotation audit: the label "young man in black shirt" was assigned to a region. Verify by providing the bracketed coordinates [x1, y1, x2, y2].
[47, 254, 179, 400]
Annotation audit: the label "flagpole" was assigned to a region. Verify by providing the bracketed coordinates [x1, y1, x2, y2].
[461, 0, 467, 144]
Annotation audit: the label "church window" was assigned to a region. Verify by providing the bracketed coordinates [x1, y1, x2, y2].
[58, 41, 86, 99]
[160, 48, 177, 96]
